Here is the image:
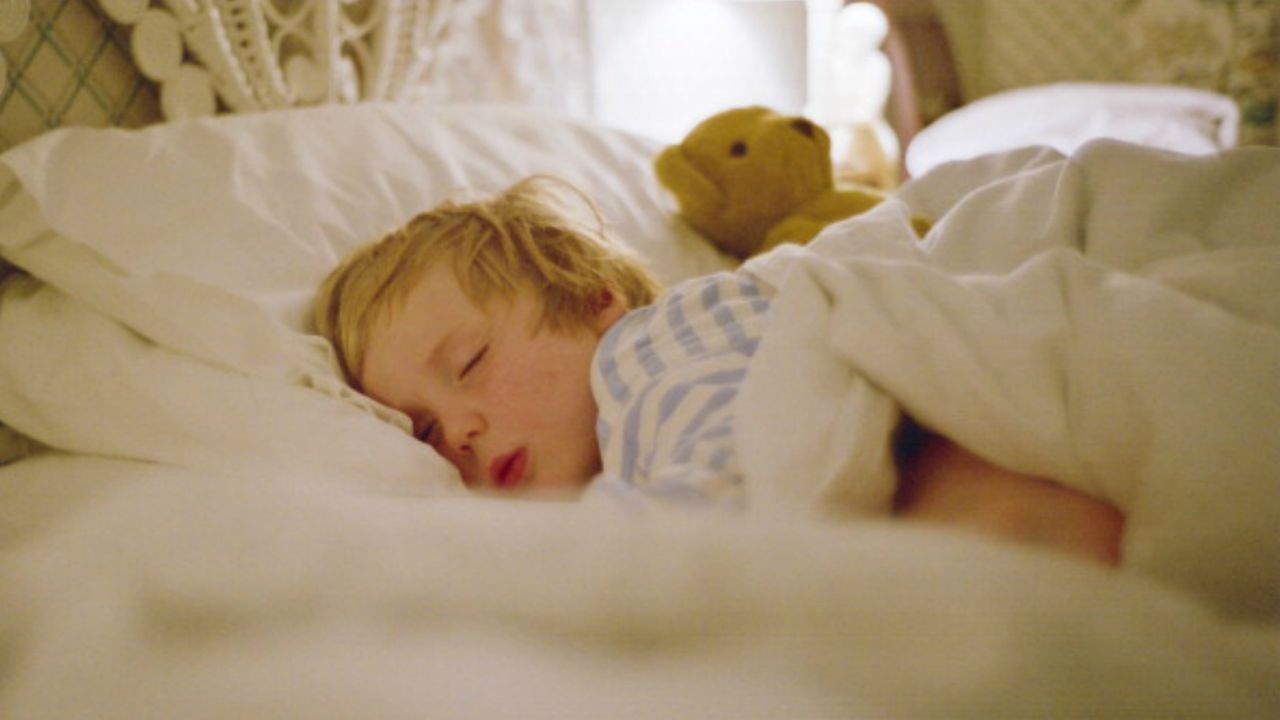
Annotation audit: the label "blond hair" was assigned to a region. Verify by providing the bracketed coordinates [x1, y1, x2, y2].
[314, 176, 660, 387]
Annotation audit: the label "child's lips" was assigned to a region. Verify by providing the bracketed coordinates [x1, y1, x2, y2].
[488, 448, 527, 489]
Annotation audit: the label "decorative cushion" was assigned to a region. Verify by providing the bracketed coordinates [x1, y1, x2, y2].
[1124, 0, 1278, 146]
[934, 0, 1277, 146]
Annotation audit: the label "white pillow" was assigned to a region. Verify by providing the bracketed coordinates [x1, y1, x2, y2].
[0, 101, 732, 486]
[905, 82, 1240, 178]
[3, 101, 730, 325]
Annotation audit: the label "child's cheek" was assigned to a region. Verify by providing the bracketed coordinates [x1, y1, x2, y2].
[485, 358, 545, 423]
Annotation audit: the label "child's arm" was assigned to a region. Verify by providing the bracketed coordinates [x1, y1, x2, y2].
[894, 433, 1125, 566]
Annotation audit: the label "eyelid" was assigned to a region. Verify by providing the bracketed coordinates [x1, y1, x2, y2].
[415, 417, 439, 445]
[459, 345, 488, 379]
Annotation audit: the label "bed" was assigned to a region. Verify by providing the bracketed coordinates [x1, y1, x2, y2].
[2, 1, 1279, 717]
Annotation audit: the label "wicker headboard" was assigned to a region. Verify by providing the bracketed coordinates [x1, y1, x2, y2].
[0, 0, 457, 152]
[1, 0, 589, 153]
[5, 0, 952, 157]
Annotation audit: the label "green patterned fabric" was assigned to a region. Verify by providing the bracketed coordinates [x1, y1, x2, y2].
[937, 0, 1278, 146]
[0, 0, 158, 152]
[1124, 0, 1278, 145]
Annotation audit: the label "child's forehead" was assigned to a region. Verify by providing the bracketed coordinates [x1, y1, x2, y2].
[396, 261, 528, 317]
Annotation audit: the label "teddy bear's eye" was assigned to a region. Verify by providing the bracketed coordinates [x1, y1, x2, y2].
[729, 141, 748, 157]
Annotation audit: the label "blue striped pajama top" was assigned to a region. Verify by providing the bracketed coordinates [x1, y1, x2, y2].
[587, 270, 774, 511]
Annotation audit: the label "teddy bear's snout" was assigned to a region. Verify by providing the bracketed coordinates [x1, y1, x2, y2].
[789, 118, 816, 138]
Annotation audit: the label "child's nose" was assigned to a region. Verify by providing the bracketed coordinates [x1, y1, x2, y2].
[442, 409, 485, 454]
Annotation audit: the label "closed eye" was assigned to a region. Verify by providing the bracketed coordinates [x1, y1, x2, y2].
[416, 419, 439, 446]
[460, 346, 487, 379]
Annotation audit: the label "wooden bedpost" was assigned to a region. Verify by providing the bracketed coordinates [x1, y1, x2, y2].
[861, 0, 962, 175]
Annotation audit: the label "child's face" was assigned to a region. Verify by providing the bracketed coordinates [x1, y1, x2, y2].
[360, 264, 624, 495]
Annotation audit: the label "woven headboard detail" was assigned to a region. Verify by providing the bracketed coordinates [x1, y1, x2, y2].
[115, 0, 454, 118]
[0, 0, 456, 152]
[2, 0, 590, 153]
[1, 0, 159, 152]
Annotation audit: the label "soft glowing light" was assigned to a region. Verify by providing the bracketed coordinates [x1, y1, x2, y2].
[589, 0, 808, 141]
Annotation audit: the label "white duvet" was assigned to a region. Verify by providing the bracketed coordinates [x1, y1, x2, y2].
[739, 140, 1280, 623]
[1, 106, 1278, 717]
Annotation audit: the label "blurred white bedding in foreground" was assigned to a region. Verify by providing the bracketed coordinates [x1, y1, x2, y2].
[2, 455, 1277, 719]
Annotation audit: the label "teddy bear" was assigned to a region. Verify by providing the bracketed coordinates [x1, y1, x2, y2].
[655, 105, 914, 260]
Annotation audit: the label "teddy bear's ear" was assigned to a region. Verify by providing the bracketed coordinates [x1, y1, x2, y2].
[655, 145, 724, 216]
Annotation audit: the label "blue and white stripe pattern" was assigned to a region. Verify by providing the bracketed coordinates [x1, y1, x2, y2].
[589, 271, 774, 511]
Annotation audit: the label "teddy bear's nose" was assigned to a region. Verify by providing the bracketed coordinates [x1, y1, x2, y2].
[790, 119, 816, 138]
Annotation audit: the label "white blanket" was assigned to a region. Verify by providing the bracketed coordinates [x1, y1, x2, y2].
[2, 137, 1278, 717]
[740, 140, 1280, 622]
[3, 454, 1278, 719]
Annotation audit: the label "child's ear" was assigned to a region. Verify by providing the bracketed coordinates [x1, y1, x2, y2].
[591, 287, 625, 334]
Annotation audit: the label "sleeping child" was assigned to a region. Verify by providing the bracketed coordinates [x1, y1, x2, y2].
[314, 176, 1124, 565]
